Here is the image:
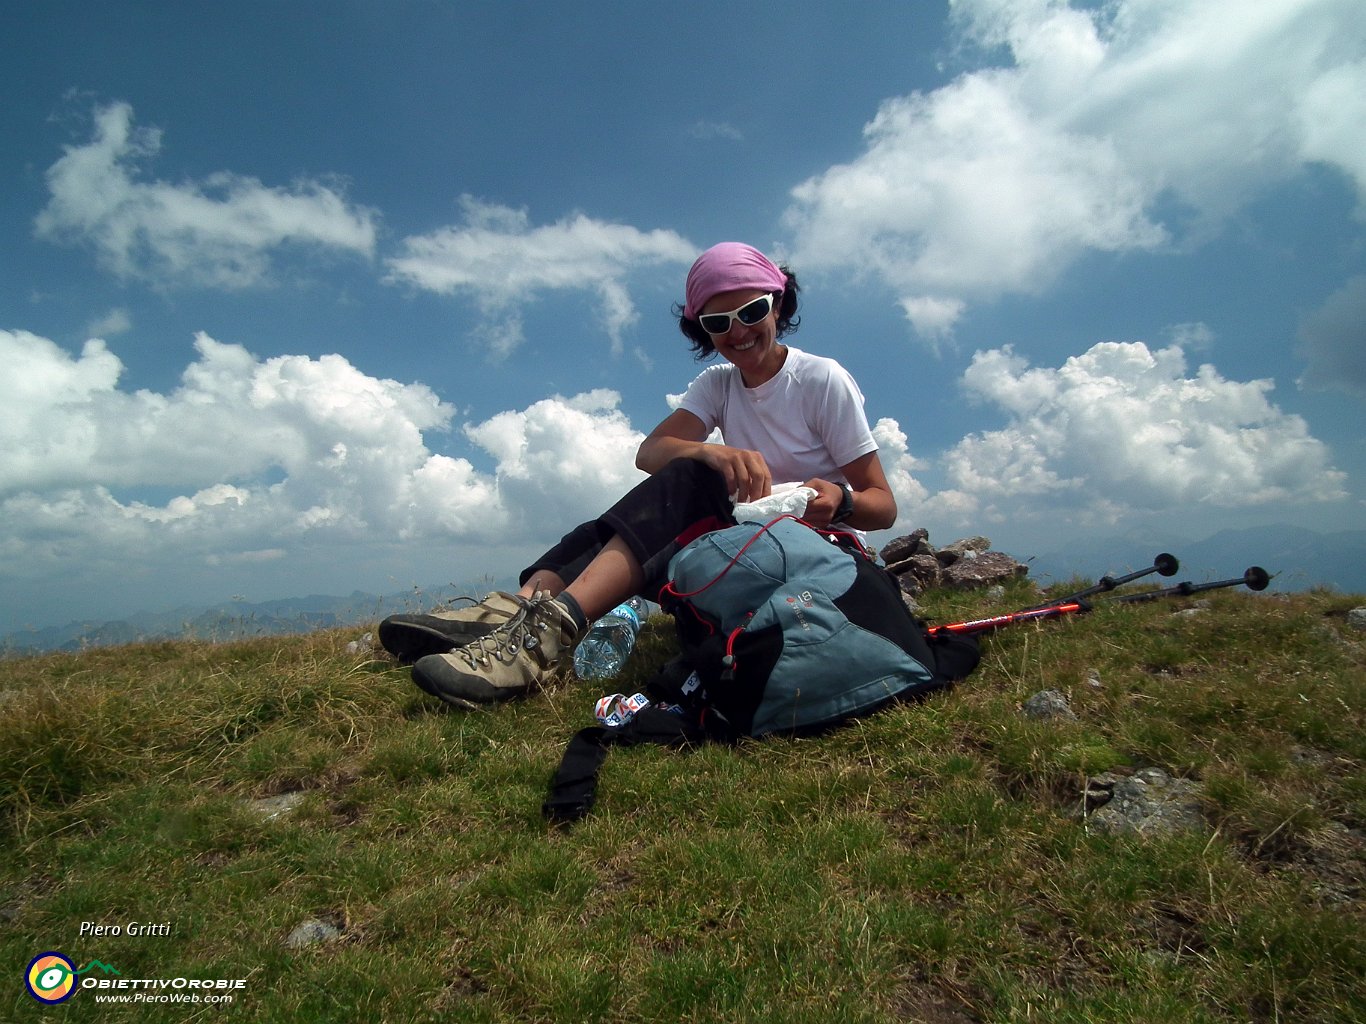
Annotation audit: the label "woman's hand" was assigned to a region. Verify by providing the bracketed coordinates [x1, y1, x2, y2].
[699, 444, 772, 504]
[800, 477, 845, 527]
[636, 409, 772, 502]
[801, 453, 898, 531]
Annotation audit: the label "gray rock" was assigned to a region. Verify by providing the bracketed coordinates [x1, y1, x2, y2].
[345, 631, 374, 655]
[892, 571, 922, 598]
[936, 536, 993, 567]
[285, 918, 342, 948]
[1023, 689, 1076, 721]
[896, 553, 944, 593]
[1347, 607, 1366, 631]
[1082, 768, 1206, 836]
[941, 551, 1029, 590]
[881, 529, 931, 564]
[947, 535, 992, 553]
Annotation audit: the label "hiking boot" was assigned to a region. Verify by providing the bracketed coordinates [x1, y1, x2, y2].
[411, 593, 587, 708]
[379, 592, 524, 663]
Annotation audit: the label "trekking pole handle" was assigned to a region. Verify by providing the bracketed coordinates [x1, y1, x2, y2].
[1115, 566, 1271, 603]
[1179, 565, 1271, 595]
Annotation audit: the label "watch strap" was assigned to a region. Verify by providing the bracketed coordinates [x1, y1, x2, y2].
[832, 483, 855, 523]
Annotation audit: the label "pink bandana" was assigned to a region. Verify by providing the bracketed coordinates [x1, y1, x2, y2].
[683, 242, 788, 320]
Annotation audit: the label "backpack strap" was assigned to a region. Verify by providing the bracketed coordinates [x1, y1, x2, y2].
[542, 707, 708, 823]
[543, 654, 735, 823]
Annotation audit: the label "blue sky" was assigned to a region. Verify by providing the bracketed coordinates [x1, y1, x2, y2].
[3, 0, 1364, 634]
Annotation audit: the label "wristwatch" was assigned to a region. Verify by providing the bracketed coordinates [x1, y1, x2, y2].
[832, 483, 855, 524]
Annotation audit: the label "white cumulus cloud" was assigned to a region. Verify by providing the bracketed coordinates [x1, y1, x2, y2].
[0, 328, 656, 611]
[785, 0, 1366, 339]
[384, 195, 695, 357]
[871, 417, 932, 516]
[464, 389, 648, 531]
[34, 101, 378, 289]
[916, 340, 1346, 531]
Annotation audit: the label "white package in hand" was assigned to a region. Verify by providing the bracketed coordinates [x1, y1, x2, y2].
[733, 482, 819, 523]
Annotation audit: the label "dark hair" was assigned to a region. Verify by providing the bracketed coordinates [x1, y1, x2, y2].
[674, 266, 802, 359]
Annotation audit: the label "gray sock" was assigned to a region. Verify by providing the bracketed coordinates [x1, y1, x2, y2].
[552, 592, 588, 632]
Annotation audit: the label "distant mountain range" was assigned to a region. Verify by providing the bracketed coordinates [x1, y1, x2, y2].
[3, 525, 1361, 655]
[1, 578, 518, 656]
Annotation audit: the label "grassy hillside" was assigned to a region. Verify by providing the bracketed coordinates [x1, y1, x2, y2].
[2, 579, 1363, 1023]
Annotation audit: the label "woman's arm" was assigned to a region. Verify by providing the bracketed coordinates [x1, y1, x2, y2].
[635, 409, 710, 473]
[636, 409, 773, 503]
[801, 450, 898, 531]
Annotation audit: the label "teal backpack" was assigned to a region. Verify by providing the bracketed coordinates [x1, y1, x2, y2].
[543, 516, 978, 821]
[658, 515, 955, 736]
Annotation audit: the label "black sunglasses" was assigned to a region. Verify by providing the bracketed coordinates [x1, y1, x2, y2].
[697, 293, 775, 336]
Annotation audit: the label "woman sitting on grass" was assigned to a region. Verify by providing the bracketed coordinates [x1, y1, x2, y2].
[379, 242, 898, 707]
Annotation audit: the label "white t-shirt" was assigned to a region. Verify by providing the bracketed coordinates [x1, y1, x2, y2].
[676, 346, 878, 485]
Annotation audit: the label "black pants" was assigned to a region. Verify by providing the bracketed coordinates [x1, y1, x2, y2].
[519, 458, 735, 602]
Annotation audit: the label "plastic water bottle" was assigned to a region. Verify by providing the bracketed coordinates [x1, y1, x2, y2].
[573, 597, 645, 680]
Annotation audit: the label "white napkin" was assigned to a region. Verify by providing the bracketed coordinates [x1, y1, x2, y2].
[733, 481, 819, 523]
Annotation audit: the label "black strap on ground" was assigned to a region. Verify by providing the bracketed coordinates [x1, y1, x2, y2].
[542, 707, 707, 824]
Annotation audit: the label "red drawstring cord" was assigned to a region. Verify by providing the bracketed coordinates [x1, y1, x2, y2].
[659, 513, 869, 643]
[721, 618, 750, 680]
[658, 515, 797, 637]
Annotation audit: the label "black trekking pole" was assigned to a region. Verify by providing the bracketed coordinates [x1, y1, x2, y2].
[925, 558, 1270, 639]
[1042, 552, 1180, 607]
[1113, 566, 1272, 604]
[926, 553, 1178, 638]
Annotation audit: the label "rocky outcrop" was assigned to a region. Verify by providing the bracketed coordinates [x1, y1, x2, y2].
[942, 551, 1030, 590]
[880, 529, 1030, 597]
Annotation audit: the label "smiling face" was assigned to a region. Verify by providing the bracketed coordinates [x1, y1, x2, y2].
[699, 287, 787, 387]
